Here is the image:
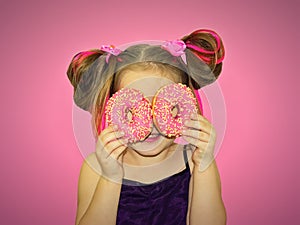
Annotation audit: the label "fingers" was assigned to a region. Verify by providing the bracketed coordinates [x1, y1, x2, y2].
[182, 129, 209, 143]
[181, 113, 216, 154]
[96, 125, 128, 160]
[109, 145, 127, 161]
[101, 130, 126, 146]
[99, 126, 123, 143]
[99, 124, 118, 136]
[184, 113, 214, 135]
[103, 139, 127, 157]
[182, 113, 214, 140]
[98, 125, 127, 145]
[181, 135, 207, 149]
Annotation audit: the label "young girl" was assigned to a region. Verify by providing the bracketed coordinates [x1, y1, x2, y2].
[67, 29, 226, 225]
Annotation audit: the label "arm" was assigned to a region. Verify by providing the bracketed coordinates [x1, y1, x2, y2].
[76, 126, 127, 225]
[182, 113, 226, 225]
[75, 156, 122, 225]
[189, 160, 226, 225]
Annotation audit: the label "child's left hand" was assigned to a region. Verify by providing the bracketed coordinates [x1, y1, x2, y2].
[181, 113, 217, 171]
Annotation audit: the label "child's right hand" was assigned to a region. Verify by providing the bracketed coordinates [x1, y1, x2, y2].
[95, 125, 128, 183]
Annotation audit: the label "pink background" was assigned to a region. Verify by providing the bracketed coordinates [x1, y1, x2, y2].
[0, 0, 298, 224]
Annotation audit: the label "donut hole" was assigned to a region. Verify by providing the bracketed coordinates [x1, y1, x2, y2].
[171, 104, 180, 118]
[125, 108, 134, 122]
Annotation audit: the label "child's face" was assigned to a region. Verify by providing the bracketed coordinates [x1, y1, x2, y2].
[117, 69, 181, 155]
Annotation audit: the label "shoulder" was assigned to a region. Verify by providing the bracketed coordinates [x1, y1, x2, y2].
[82, 152, 102, 175]
[77, 153, 103, 187]
[77, 153, 102, 205]
[75, 153, 101, 225]
[78, 153, 102, 190]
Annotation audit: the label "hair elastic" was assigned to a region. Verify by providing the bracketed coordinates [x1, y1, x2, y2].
[161, 40, 186, 57]
[100, 45, 122, 63]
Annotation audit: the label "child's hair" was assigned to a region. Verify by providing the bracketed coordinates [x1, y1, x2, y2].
[66, 29, 225, 138]
[67, 49, 104, 108]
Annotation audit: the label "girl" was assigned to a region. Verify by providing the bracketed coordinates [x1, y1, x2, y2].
[67, 29, 226, 225]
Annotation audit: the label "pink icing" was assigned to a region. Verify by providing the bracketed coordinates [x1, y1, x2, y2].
[153, 83, 198, 137]
[105, 88, 152, 143]
[174, 89, 203, 145]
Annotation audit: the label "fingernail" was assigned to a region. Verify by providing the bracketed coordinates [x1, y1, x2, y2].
[119, 131, 125, 136]
[113, 125, 118, 130]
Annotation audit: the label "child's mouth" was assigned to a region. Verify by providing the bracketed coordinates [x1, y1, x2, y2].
[144, 133, 160, 142]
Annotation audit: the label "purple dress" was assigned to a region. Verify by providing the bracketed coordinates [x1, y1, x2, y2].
[116, 146, 191, 225]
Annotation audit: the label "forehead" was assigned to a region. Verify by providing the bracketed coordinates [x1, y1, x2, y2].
[118, 70, 177, 97]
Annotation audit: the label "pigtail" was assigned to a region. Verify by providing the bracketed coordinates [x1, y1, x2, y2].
[66, 49, 107, 112]
[67, 49, 104, 91]
[181, 29, 225, 89]
[67, 45, 122, 139]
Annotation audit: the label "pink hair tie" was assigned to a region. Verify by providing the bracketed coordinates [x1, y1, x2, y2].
[161, 40, 186, 57]
[100, 45, 122, 63]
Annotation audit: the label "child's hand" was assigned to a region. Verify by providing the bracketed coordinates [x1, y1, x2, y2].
[181, 113, 216, 171]
[95, 125, 128, 183]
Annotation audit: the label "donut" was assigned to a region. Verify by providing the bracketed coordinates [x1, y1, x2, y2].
[105, 88, 152, 143]
[152, 83, 198, 137]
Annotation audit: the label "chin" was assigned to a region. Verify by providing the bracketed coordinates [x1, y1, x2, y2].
[134, 147, 165, 157]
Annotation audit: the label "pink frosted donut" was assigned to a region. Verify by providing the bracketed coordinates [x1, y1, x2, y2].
[152, 83, 198, 137]
[105, 88, 152, 143]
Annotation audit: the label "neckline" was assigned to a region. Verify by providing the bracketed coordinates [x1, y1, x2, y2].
[122, 147, 190, 187]
[122, 163, 189, 187]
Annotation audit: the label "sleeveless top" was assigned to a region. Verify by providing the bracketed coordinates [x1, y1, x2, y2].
[116, 146, 191, 225]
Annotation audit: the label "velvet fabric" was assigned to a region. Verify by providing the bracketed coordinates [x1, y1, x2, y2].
[117, 148, 191, 225]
